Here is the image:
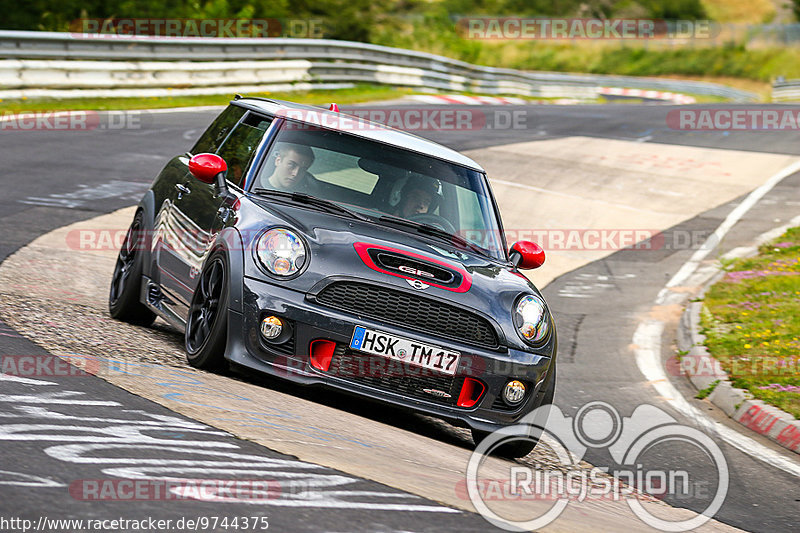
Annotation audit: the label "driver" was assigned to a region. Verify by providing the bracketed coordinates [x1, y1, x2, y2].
[394, 176, 440, 218]
[264, 143, 315, 191]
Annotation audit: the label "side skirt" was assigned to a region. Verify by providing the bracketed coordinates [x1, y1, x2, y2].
[140, 276, 188, 331]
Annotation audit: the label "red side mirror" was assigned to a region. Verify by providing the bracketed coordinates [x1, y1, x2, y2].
[188, 153, 227, 184]
[510, 241, 545, 270]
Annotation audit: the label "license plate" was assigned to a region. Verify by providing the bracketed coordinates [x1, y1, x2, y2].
[349, 326, 460, 376]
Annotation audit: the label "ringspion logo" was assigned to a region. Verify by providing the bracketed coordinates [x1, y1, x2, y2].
[466, 401, 728, 531]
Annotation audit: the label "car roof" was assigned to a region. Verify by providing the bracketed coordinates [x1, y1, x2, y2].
[233, 97, 485, 172]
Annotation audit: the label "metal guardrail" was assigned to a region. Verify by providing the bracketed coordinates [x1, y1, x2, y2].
[772, 80, 800, 101]
[0, 30, 758, 102]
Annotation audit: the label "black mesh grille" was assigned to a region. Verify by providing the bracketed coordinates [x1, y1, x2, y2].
[328, 345, 463, 405]
[491, 395, 518, 411]
[315, 282, 499, 348]
[268, 333, 295, 356]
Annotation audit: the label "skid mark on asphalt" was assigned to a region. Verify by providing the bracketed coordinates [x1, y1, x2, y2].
[552, 313, 585, 365]
[20, 181, 150, 209]
[557, 273, 636, 299]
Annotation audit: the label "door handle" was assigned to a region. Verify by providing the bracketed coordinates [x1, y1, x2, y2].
[175, 183, 191, 199]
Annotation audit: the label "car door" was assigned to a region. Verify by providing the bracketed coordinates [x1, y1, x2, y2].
[159, 109, 274, 305]
[156, 105, 246, 303]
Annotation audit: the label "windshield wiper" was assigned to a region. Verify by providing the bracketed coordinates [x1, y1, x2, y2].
[251, 189, 369, 221]
[377, 215, 492, 259]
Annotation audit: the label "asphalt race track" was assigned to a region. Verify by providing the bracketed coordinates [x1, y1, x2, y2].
[1, 103, 800, 532]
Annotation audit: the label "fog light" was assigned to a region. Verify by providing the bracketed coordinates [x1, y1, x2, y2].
[503, 380, 526, 405]
[260, 316, 283, 340]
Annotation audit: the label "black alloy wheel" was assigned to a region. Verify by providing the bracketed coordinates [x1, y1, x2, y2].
[185, 252, 229, 370]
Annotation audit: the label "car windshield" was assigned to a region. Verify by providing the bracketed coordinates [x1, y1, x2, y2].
[249, 119, 506, 260]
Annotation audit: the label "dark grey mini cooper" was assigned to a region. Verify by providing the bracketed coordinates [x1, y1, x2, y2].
[109, 97, 556, 457]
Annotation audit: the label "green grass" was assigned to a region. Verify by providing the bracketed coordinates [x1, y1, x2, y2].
[0, 84, 607, 113]
[0, 85, 417, 113]
[700, 226, 800, 418]
[695, 379, 721, 399]
[373, 15, 800, 84]
[701, 0, 776, 23]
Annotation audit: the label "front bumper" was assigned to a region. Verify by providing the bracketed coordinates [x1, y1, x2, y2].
[224, 275, 555, 432]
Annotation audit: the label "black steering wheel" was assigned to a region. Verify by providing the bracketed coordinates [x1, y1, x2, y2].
[408, 213, 457, 235]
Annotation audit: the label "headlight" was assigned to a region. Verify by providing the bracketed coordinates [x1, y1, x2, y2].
[514, 294, 549, 345]
[256, 228, 307, 277]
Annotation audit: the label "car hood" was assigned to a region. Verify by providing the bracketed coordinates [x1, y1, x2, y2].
[238, 197, 548, 349]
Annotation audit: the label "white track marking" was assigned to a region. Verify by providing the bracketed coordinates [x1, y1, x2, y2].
[634, 160, 800, 477]
[0, 470, 63, 487]
[0, 395, 119, 406]
[634, 321, 800, 476]
[0, 384, 458, 513]
[0, 373, 56, 386]
[662, 160, 800, 295]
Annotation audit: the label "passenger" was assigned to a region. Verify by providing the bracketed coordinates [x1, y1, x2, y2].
[264, 143, 315, 191]
[228, 158, 244, 185]
[394, 176, 440, 218]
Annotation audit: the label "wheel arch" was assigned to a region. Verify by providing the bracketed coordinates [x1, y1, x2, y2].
[208, 227, 245, 314]
[136, 191, 156, 279]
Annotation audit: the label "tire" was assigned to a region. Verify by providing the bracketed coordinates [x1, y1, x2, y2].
[185, 251, 229, 370]
[472, 364, 556, 459]
[109, 211, 156, 326]
[471, 430, 538, 460]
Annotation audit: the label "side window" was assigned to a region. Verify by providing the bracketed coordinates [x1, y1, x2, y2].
[456, 186, 483, 233]
[190, 105, 246, 155]
[216, 113, 273, 189]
